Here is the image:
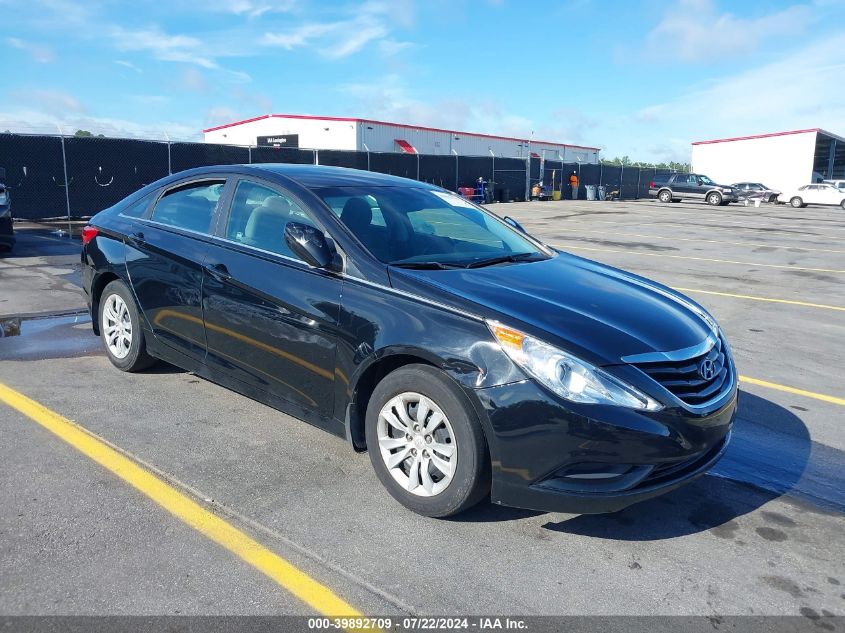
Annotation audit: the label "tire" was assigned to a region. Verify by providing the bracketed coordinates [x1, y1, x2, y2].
[99, 279, 156, 372]
[657, 190, 672, 203]
[790, 197, 803, 208]
[840, 200, 845, 210]
[365, 364, 490, 517]
[707, 192, 722, 206]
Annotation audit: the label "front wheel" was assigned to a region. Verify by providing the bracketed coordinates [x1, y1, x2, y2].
[99, 280, 156, 372]
[707, 192, 723, 206]
[840, 200, 845, 210]
[790, 197, 804, 208]
[365, 364, 490, 517]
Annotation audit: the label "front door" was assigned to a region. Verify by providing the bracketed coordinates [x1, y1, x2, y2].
[125, 177, 227, 364]
[201, 178, 342, 420]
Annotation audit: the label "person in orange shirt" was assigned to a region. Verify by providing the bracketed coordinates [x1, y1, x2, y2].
[569, 171, 579, 199]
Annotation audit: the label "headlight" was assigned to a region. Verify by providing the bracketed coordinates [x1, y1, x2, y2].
[487, 321, 663, 411]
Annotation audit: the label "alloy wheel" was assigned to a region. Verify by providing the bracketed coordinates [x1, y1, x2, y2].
[376, 392, 456, 497]
[103, 293, 133, 359]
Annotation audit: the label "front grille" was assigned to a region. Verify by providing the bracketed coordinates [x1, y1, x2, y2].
[633, 336, 732, 406]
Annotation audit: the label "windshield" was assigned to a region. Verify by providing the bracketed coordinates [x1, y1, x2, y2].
[317, 186, 548, 267]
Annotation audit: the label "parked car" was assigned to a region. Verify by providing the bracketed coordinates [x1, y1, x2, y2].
[81, 165, 736, 517]
[730, 182, 781, 203]
[821, 179, 845, 190]
[649, 173, 739, 205]
[778, 183, 845, 209]
[0, 169, 14, 252]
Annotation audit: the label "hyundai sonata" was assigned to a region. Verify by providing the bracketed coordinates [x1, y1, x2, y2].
[81, 165, 736, 517]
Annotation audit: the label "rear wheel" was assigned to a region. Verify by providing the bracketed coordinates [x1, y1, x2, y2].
[657, 190, 672, 203]
[365, 364, 490, 517]
[99, 280, 156, 372]
[707, 192, 723, 206]
[790, 197, 804, 208]
[840, 200, 845, 210]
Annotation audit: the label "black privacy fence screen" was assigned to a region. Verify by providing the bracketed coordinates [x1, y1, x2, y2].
[0, 133, 683, 220]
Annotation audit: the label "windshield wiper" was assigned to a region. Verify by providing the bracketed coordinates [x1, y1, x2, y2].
[464, 252, 541, 269]
[389, 261, 461, 270]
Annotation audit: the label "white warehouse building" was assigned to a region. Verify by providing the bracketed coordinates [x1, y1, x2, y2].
[691, 128, 845, 192]
[203, 114, 600, 163]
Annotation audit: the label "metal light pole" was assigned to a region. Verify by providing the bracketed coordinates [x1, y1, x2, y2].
[56, 123, 72, 228]
[451, 148, 459, 192]
[489, 149, 495, 200]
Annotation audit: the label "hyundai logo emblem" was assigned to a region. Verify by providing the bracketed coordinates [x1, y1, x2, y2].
[699, 358, 717, 380]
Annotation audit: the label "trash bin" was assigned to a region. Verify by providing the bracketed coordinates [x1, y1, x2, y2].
[586, 185, 597, 201]
[552, 190, 561, 200]
[597, 185, 606, 200]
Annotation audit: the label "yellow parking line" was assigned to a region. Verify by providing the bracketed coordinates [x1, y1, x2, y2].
[553, 226, 845, 254]
[0, 382, 361, 619]
[558, 243, 845, 274]
[739, 376, 845, 407]
[672, 287, 845, 312]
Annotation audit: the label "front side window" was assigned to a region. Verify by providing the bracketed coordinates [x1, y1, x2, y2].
[315, 186, 548, 267]
[151, 180, 224, 234]
[225, 180, 319, 260]
[698, 175, 715, 185]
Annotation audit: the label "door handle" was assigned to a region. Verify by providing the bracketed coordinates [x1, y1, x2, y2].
[205, 262, 232, 281]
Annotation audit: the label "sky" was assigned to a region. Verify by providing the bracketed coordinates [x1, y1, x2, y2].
[1, 0, 844, 163]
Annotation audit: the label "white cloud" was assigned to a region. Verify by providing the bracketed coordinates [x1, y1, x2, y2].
[109, 26, 218, 69]
[262, 1, 414, 59]
[644, 0, 814, 62]
[608, 31, 845, 161]
[115, 60, 142, 73]
[7, 37, 55, 62]
[341, 74, 540, 140]
[16, 90, 86, 116]
[0, 107, 200, 140]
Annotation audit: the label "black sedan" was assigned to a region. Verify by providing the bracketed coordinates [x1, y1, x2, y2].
[81, 165, 736, 517]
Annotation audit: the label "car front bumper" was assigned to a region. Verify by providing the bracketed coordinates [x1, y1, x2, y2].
[470, 378, 736, 514]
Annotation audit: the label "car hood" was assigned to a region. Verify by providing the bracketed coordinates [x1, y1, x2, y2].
[388, 252, 714, 366]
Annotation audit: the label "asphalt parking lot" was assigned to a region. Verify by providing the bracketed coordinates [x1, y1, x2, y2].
[0, 199, 843, 621]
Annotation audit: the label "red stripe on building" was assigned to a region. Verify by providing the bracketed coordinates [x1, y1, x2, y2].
[395, 139, 418, 154]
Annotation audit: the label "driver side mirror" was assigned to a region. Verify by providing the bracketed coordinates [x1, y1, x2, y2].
[503, 216, 527, 234]
[284, 222, 342, 272]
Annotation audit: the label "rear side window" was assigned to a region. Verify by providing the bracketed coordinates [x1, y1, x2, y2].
[120, 192, 154, 218]
[151, 180, 225, 234]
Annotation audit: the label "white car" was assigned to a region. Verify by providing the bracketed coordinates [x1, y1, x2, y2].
[778, 183, 845, 209]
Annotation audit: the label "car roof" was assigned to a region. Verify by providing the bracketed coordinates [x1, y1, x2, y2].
[236, 163, 441, 190]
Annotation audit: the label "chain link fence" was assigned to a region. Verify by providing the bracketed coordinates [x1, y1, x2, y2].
[0, 132, 683, 220]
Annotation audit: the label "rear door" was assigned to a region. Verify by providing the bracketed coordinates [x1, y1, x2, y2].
[673, 174, 695, 198]
[125, 177, 228, 365]
[201, 177, 343, 421]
